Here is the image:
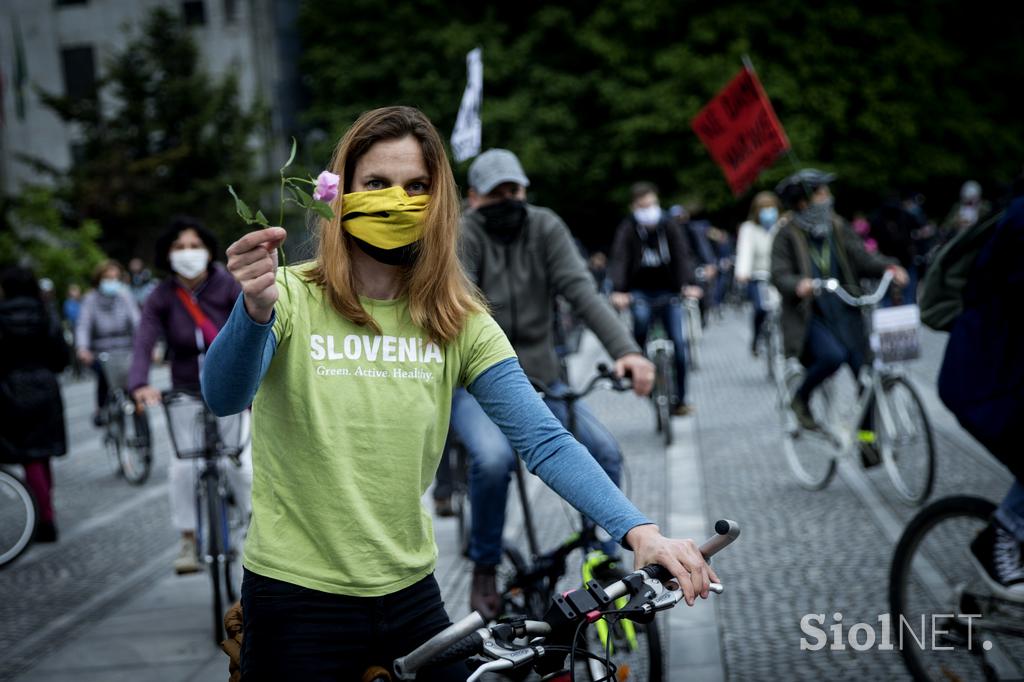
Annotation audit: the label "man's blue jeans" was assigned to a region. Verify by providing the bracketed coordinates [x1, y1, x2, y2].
[631, 290, 688, 404]
[797, 318, 864, 403]
[996, 481, 1024, 541]
[451, 385, 623, 566]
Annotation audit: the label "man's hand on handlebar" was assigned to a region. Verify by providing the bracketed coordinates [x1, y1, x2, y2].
[796, 278, 814, 299]
[614, 353, 654, 397]
[887, 265, 909, 287]
[610, 291, 632, 311]
[624, 524, 720, 607]
[682, 285, 704, 300]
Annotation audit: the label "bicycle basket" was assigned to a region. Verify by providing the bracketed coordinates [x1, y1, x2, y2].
[161, 390, 248, 459]
[97, 349, 134, 389]
[870, 304, 921, 363]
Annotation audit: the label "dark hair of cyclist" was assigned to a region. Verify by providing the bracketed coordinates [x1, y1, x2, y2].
[154, 216, 220, 274]
[0, 264, 41, 300]
[631, 181, 659, 202]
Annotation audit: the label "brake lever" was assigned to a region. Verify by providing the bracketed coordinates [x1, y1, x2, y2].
[467, 659, 514, 682]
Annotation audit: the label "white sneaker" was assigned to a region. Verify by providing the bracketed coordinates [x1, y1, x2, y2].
[174, 536, 201, 575]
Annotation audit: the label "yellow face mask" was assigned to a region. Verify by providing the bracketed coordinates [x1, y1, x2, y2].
[340, 186, 430, 250]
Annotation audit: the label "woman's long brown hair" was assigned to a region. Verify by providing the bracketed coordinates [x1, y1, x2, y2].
[305, 106, 483, 344]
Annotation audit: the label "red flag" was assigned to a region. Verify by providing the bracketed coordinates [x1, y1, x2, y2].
[691, 67, 790, 197]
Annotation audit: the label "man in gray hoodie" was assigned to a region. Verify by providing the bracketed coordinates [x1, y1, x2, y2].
[454, 148, 655, 617]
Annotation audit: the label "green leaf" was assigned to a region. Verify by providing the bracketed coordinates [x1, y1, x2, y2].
[281, 137, 297, 172]
[254, 210, 269, 226]
[227, 185, 254, 221]
[311, 202, 335, 220]
[290, 185, 315, 207]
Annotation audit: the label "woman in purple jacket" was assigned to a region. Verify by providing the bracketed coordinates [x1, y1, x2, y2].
[128, 216, 252, 574]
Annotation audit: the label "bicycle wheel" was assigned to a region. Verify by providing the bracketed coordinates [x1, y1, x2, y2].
[875, 376, 935, 506]
[575, 617, 662, 681]
[202, 471, 225, 645]
[685, 300, 701, 370]
[780, 371, 837, 490]
[119, 406, 153, 485]
[890, 496, 1024, 681]
[653, 350, 673, 447]
[500, 546, 548, 621]
[0, 469, 37, 568]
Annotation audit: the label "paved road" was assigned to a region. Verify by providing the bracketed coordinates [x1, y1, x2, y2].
[1, 306, 1013, 680]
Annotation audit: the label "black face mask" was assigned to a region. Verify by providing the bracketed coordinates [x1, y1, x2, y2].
[351, 235, 421, 267]
[478, 200, 527, 243]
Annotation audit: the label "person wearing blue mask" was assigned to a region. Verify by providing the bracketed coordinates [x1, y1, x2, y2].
[735, 191, 782, 356]
[76, 260, 139, 426]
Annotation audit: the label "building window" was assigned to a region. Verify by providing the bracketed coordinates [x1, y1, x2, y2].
[60, 46, 96, 100]
[182, 1, 206, 26]
[56, 0, 89, 6]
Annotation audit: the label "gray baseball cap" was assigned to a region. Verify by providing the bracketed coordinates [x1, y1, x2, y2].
[468, 149, 530, 195]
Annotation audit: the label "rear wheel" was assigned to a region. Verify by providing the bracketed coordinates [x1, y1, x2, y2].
[0, 469, 37, 567]
[104, 408, 125, 478]
[780, 371, 836, 490]
[202, 472, 225, 645]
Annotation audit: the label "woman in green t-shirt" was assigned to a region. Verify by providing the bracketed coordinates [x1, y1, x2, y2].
[203, 105, 718, 680]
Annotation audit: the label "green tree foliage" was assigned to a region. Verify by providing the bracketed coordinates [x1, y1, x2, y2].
[31, 7, 266, 262]
[0, 187, 106, 299]
[299, 0, 1024, 247]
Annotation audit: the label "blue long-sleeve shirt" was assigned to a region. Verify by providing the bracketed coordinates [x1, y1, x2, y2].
[202, 293, 652, 547]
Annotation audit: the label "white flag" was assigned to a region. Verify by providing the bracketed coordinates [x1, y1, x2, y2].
[451, 48, 483, 163]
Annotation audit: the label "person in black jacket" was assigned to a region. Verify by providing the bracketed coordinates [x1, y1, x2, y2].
[0, 265, 70, 542]
[609, 182, 703, 415]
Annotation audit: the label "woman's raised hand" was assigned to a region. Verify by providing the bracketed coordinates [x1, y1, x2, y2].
[225, 227, 286, 323]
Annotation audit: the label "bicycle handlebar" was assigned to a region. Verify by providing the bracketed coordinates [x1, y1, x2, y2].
[393, 519, 740, 679]
[812, 270, 894, 308]
[528, 363, 632, 402]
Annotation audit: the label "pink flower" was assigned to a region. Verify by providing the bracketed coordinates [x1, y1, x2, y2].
[313, 171, 340, 202]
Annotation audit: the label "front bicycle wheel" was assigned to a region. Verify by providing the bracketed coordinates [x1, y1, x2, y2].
[202, 472, 225, 645]
[104, 408, 125, 478]
[780, 371, 837, 490]
[890, 495, 1024, 681]
[685, 300, 701, 370]
[876, 376, 935, 506]
[653, 350, 673, 447]
[0, 469, 37, 568]
[119, 407, 153, 485]
[576, 617, 663, 681]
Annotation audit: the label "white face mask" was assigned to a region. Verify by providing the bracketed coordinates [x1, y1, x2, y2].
[169, 249, 210, 279]
[633, 204, 662, 226]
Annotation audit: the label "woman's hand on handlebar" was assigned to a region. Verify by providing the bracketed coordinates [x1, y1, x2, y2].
[226, 227, 286, 324]
[614, 352, 654, 397]
[625, 524, 720, 607]
[132, 385, 162, 411]
[796, 278, 814, 299]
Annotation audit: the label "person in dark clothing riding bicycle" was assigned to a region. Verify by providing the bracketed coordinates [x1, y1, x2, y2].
[609, 182, 703, 416]
[770, 169, 908, 435]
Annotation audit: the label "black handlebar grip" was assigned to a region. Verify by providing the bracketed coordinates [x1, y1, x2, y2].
[640, 564, 673, 582]
[420, 632, 484, 670]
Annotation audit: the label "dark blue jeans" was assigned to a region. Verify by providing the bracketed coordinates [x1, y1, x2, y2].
[240, 569, 467, 681]
[631, 290, 688, 403]
[797, 318, 864, 403]
[451, 385, 623, 566]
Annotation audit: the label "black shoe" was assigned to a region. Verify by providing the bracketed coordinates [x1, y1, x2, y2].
[33, 521, 57, 543]
[969, 520, 1024, 602]
[434, 496, 455, 518]
[92, 412, 106, 428]
[789, 395, 818, 431]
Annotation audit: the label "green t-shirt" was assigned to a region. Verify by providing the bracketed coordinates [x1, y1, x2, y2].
[244, 265, 516, 596]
